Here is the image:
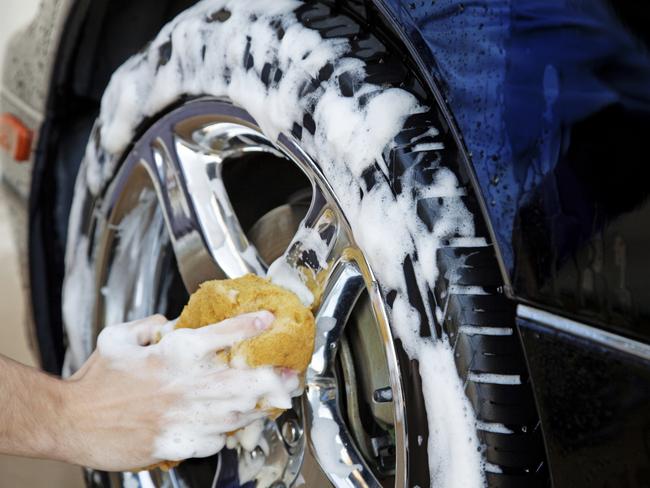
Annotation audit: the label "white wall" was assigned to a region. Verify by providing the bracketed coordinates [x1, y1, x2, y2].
[0, 0, 41, 76]
[0, 2, 84, 486]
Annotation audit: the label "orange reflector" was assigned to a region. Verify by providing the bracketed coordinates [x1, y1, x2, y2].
[0, 112, 32, 162]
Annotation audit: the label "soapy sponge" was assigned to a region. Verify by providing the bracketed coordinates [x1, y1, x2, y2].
[175, 273, 316, 372]
[148, 274, 315, 471]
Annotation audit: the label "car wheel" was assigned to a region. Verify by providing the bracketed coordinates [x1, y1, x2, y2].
[61, 1, 547, 487]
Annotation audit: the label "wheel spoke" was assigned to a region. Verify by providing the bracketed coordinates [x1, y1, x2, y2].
[303, 262, 382, 487]
[268, 189, 349, 307]
[87, 99, 407, 487]
[308, 261, 364, 378]
[265, 184, 382, 485]
[267, 185, 384, 486]
[137, 127, 266, 291]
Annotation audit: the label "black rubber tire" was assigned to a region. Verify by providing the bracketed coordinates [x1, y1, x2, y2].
[294, 2, 549, 485]
[437, 246, 548, 487]
[64, 0, 549, 486]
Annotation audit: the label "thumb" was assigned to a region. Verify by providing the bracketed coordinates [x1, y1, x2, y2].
[123, 314, 170, 346]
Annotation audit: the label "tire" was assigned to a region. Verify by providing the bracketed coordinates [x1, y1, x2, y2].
[61, 1, 548, 487]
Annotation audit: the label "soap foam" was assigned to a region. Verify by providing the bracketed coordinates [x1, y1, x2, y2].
[64, 0, 489, 485]
[310, 416, 362, 479]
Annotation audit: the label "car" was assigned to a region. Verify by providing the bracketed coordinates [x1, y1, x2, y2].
[1, 0, 649, 487]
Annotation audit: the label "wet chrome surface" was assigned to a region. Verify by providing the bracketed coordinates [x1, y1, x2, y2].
[518, 305, 650, 362]
[86, 99, 406, 487]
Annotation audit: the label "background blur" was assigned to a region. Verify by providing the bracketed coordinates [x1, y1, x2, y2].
[0, 0, 84, 485]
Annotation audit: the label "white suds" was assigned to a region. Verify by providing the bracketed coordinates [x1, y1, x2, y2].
[61, 235, 95, 375]
[238, 450, 283, 488]
[232, 419, 266, 452]
[266, 220, 334, 306]
[417, 340, 486, 487]
[468, 373, 522, 385]
[446, 237, 489, 247]
[448, 285, 488, 295]
[476, 421, 514, 434]
[411, 142, 445, 152]
[103, 190, 167, 326]
[266, 258, 314, 306]
[484, 462, 503, 474]
[458, 326, 513, 336]
[64, 0, 490, 485]
[311, 417, 362, 478]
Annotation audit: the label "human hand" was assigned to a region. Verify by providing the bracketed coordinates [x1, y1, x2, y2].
[60, 311, 299, 471]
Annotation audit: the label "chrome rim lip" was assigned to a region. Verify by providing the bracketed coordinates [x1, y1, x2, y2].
[87, 98, 407, 487]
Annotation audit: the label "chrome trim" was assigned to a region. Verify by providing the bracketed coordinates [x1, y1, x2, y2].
[304, 262, 380, 487]
[517, 304, 650, 361]
[144, 120, 267, 292]
[88, 99, 406, 487]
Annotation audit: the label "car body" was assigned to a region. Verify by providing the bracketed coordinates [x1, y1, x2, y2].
[1, 1, 649, 487]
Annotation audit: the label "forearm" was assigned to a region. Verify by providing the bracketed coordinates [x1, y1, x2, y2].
[0, 354, 73, 462]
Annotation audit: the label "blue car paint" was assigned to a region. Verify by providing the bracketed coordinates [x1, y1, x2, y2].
[373, 5, 650, 485]
[380, 0, 650, 272]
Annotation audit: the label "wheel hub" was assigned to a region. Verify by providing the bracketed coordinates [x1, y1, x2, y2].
[87, 98, 407, 487]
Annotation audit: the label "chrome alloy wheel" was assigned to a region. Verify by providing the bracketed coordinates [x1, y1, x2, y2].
[82, 98, 409, 488]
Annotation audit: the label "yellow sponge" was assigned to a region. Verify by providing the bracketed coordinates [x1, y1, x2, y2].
[175, 274, 315, 372]
[147, 274, 315, 471]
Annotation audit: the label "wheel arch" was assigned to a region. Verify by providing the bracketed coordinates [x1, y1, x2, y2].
[32, 0, 510, 384]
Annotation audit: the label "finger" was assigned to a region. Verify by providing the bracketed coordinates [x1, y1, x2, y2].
[184, 371, 293, 420]
[193, 311, 274, 352]
[153, 428, 226, 462]
[196, 408, 267, 435]
[189, 434, 228, 460]
[129, 314, 170, 346]
[187, 368, 273, 401]
[217, 411, 267, 433]
[165, 394, 265, 434]
[280, 368, 299, 384]
[97, 314, 169, 358]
